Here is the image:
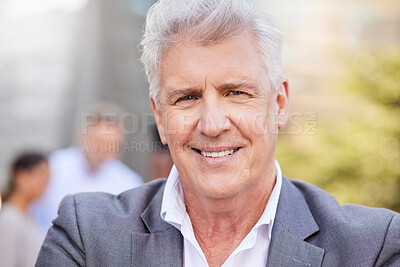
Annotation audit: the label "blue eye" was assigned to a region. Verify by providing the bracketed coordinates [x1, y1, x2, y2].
[176, 95, 197, 103]
[229, 91, 244, 96]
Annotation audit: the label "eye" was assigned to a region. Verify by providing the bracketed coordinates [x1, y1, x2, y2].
[228, 90, 245, 96]
[176, 95, 197, 103]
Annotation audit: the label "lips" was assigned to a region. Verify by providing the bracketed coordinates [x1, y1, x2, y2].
[192, 147, 240, 158]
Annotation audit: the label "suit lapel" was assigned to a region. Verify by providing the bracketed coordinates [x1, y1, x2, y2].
[132, 178, 325, 266]
[132, 181, 183, 266]
[267, 177, 325, 267]
[267, 221, 324, 266]
[131, 228, 183, 267]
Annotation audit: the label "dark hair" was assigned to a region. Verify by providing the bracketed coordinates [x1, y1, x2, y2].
[2, 152, 48, 201]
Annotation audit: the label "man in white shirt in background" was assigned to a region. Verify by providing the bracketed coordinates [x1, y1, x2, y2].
[31, 102, 143, 232]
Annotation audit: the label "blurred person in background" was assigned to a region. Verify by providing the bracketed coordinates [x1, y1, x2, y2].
[30, 102, 143, 232]
[0, 152, 49, 267]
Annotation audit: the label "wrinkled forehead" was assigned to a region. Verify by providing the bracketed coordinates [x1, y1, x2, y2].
[159, 31, 267, 93]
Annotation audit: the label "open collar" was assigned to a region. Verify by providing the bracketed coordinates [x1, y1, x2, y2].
[160, 162, 283, 237]
[137, 172, 325, 267]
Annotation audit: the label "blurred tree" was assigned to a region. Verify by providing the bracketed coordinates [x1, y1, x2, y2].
[277, 47, 400, 212]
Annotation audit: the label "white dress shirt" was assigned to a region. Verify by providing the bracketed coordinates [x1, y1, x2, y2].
[30, 146, 143, 232]
[161, 161, 283, 267]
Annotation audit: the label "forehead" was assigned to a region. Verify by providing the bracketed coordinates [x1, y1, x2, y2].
[160, 31, 265, 90]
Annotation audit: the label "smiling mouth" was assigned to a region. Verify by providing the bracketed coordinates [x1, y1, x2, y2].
[192, 148, 240, 158]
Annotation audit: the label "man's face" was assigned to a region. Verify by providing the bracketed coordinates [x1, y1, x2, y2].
[18, 161, 50, 201]
[82, 121, 124, 165]
[152, 31, 289, 199]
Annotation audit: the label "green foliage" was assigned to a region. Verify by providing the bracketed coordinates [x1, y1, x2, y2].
[277, 47, 400, 212]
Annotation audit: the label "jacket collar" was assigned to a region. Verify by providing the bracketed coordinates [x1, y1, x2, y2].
[133, 179, 183, 266]
[267, 176, 325, 266]
[137, 176, 325, 267]
[140, 179, 173, 233]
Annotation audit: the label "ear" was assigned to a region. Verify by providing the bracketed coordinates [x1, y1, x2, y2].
[150, 96, 167, 144]
[275, 78, 289, 129]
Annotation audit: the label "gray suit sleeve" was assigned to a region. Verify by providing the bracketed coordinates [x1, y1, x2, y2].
[35, 194, 85, 267]
[374, 213, 400, 266]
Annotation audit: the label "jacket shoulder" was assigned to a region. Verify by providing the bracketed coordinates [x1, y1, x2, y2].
[72, 178, 167, 230]
[36, 179, 168, 266]
[289, 178, 396, 225]
[287, 179, 400, 265]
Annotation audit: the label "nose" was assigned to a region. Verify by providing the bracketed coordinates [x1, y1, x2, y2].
[197, 95, 231, 137]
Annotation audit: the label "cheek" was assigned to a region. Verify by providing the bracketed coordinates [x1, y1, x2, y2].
[230, 108, 271, 136]
[163, 110, 199, 141]
[253, 105, 278, 135]
[23, 178, 39, 196]
[38, 178, 48, 193]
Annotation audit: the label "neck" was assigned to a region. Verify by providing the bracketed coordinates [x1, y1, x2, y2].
[84, 153, 102, 173]
[7, 193, 30, 212]
[184, 173, 275, 234]
[181, 166, 276, 267]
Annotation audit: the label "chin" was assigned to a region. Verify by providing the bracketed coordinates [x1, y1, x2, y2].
[198, 179, 245, 199]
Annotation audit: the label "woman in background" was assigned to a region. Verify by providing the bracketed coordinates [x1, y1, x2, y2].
[0, 152, 49, 267]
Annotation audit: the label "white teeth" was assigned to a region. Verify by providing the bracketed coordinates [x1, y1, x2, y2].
[200, 149, 235, 158]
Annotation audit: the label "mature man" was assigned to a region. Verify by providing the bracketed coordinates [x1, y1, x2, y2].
[36, 0, 400, 266]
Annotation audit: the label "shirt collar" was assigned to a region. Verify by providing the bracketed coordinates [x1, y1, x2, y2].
[160, 160, 283, 238]
[160, 165, 186, 229]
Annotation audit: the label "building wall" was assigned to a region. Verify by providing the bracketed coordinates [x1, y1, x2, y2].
[0, 0, 157, 191]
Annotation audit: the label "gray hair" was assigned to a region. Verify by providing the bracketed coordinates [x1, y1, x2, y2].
[140, 0, 283, 108]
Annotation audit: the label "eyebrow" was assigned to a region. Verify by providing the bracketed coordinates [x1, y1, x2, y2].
[218, 82, 261, 93]
[165, 81, 261, 102]
[166, 88, 201, 102]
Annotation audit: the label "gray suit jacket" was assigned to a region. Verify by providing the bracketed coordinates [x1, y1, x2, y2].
[36, 177, 400, 266]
